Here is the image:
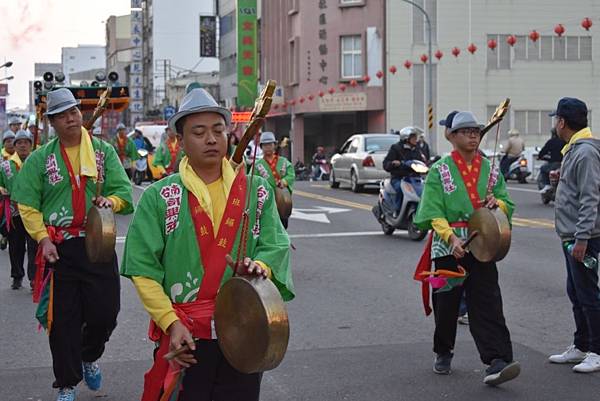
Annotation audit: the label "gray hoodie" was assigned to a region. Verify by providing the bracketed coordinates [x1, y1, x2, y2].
[555, 137, 600, 241]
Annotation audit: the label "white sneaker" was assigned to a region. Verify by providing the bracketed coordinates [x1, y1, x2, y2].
[548, 345, 587, 364]
[539, 185, 552, 194]
[573, 352, 600, 373]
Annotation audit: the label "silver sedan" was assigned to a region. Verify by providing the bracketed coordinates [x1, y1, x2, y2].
[330, 134, 398, 192]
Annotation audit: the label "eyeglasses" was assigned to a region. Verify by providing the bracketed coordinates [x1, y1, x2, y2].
[455, 128, 481, 137]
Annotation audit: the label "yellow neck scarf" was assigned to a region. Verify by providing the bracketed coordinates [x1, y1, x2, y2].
[8, 152, 23, 168]
[562, 127, 593, 155]
[179, 156, 240, 225]
[64, 127, 97, 178]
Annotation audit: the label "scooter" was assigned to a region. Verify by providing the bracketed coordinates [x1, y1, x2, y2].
[133, 148, 149, 186]
[294, 161, 310, 181]
[312, 159, 330, 181]
[372, 160, 429, 241]
[536, 157, 561, 205]
[502, 153, 530, 184]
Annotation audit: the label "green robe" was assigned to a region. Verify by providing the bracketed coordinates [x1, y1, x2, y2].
[0, 159, 20, 216]
[12, 137, 134, 239]
[121, 173, 294, 304]
[112, 136, 139, 166]
[255, 156, 295, 193]
[153, 140, 184, 170]
[414, 154, 514, 259]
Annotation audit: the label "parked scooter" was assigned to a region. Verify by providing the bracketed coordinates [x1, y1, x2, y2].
[133, 148, 149, 186]
[294, 161, 310, 181]
[312, 158, 330, 181]
[536, 156, 561, 205]
[502, 153, 530, 183]
[372, 160, 428, 241]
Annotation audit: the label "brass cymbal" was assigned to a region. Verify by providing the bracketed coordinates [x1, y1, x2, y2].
[274, 187, 293, 219]
[467, 207, 511, 262]
[215, 276, 289, 374]
[85, 205, 116, 263]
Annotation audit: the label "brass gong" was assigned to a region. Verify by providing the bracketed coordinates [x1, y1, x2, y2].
[85, 206, 116, 263]
[275, 187, 293, 220]
[467, 207, 511, 263]
[214, 276, 290, 374]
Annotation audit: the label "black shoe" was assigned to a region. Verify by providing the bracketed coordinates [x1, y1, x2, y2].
[0, 236, 7, 250]
[483, 359, 521, 386]
[433, 353, 453, 375]
[11, 278, 22, 290]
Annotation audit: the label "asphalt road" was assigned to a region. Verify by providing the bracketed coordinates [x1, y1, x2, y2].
[1, 179, 599, 401]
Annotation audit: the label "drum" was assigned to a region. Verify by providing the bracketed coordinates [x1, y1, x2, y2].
[85, 205, 116, 263]
[214, 275, 289, 374]
[467, 207, 511, 263]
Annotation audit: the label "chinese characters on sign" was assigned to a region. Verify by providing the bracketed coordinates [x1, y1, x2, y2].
[236, 0, 258, 108]
[200, 16, 217, 57]
[318, 0, 329, 86]
[318, 92, 368, 112]
[129, 4, 144, 125]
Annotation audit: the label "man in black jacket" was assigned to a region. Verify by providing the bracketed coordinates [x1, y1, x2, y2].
[383, 127, 427, 215]
[538, 128, 566, 192]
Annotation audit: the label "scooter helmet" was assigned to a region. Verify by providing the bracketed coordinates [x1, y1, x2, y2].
[399, 126, 424, 142]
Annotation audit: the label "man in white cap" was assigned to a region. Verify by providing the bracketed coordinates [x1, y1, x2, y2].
[11, 87, 134, 401]
[500, 128, 525, 175]
[121, 88, 294, 401]
[2, 130, 16, 160]
[0, 130, 38, 289]
[413, 111, 520, 385]
[111, 122, 138, 178]
[255, 131, 295, 228]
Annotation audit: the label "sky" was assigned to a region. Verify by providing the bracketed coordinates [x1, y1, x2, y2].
[0, 0, 131, 110]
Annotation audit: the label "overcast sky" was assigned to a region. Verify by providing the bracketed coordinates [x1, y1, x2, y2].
[1, 0, 130, 110]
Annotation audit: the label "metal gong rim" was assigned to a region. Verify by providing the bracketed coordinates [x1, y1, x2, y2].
[85, 206, 116, 264]
[275, 187, 293, 219]
[215, 276, 289, 374]
[468, 208, 511, 263]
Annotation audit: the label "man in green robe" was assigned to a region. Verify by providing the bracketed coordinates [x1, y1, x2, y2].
[255, 131, 295, 228]
[413, 111, 520, 386]
[153, 127, 184, 176]
[112, 123, 139, 178]
[121, 88, 294, 401]
[0, 130, 38, 290]
[11, 88, 134, 401]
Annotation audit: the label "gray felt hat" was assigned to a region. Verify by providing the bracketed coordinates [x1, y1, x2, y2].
[449, 111, 485, 133]
[45, 88, 80, 116]
[168, 88, 231, 133]
[14, 129, 33, 143]
[260, 132, 277, 144]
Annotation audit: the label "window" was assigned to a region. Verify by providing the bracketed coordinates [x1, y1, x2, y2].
[365, 136, 397, 153]
[514, 35, 592, 61]
[289, 37, 299, 84]
[348, 137, 360, 153]
[513, 110, 554, 136]
[288, 0, 299, 13]
[412, 0, 437, 45]
[220, 12, 235, 36]
[91, 56, 97, 60]
[487, 34, 511, 70]
[340, 0, 364, 5]
[340, 35, 362, 79]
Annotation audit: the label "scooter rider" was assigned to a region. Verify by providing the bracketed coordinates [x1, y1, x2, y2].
[311, 146, 327, 180]
[538, 128, 565, 193]
[383, 127, 427, 217]
[500, 128, 524, 175]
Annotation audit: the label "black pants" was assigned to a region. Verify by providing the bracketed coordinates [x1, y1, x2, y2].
[432, 254, 513, 365]
[49, 238, 120, 388]
[7, 215, 38, 281]
[281, 218, 289, 229]
[179, 340, 262, 401]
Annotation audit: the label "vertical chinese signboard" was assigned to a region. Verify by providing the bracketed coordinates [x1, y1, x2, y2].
[236, 0, 258, 108]
[130, 0, 144, 126]
[200, 16, 217, 57]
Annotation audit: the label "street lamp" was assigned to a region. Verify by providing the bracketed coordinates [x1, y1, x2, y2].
[1, 61, 13, 68]
[401, 0, 435, 153]
[0, 76, 14, 81]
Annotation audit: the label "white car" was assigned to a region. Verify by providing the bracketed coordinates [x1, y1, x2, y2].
[330, 133, 398, 192]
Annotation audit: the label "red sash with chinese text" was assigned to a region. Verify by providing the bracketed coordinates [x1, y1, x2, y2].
[451, 150, 482, 210]
[266, 155, 281, 182]
[141, 169, 247, 401]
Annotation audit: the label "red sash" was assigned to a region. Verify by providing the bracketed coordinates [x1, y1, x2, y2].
[266, 155, 281, 182]
[32, 145, 87, 303]
[141, 169, 247, 401]
[166, 140, 180, 174]
[117, 136, 127, 162]
[450, 150, 482, 210]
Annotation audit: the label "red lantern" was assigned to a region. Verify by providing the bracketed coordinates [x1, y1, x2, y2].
[468, 43, 477, 54]
[363, 75, 371, 83]
[506, 35, 517, 47]
[376, 70, 384, 79]
[339, 83, 347, 92]
[403, 60, 412, 69]
[290, 99, 296, 106]
[308, 94, 315, 101]
[328, 87, 335, 94]
[420, 54, 428, 63]
[318, 91, 325, 97]
[434, 50, 443, 60]
[349, 79, 358, 87]
[273, 104, 279, 110]
[554, 24, 565, 37]
[299, 96, 305, 103]
[451, 47, 461, 58]
[529, 30, 540, 42]
[487, 39, 497, 50]
[582, 17, 593, 31]
[282, 101, 287, 108]
[389, 65, 398, 74]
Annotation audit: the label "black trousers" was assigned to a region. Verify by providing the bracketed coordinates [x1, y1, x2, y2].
[49, 238, 120, 388]
[7, 215, 38, 281]
[432, 254, 513, 365]
[281, 217, 289, 229]
[179, 340, 262, 401]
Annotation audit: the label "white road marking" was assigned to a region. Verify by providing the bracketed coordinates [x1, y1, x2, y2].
[290, 206, 351, 224]
[289, 230, 407, 239]
[506, 186, 541, 194]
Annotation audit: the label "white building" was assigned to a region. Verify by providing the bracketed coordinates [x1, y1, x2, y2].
[142, 0, 219, 112]
[61, 45, 106, 84]
[386, 0, 600, 154]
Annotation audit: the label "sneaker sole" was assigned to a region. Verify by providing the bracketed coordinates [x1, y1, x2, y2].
[433, 367, 451, 375]
[573, 365, 600, 373]
[549, 357, 586, 364]
[484, 361, 521, 386]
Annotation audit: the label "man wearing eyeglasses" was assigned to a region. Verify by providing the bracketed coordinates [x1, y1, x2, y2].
[413, 111, 520, 385]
